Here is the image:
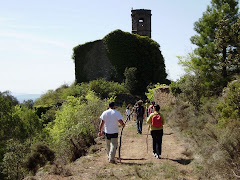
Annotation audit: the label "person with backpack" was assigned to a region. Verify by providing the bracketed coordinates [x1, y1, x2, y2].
[135, 100, 145, 134]
[146, 104, 165, 159]
[98, 101, 125, 163]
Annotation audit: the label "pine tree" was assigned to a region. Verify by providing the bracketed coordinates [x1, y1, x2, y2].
[190, 0, 239, 94]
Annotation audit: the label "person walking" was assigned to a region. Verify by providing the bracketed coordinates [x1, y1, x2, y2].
[135, 100, 145, 134]
[148, 101, 155, 116]
[145, 99, 151, 117]
[98, 101, 125, 163]
[125, 104, 131, 121]
[146, 104, 165, 159]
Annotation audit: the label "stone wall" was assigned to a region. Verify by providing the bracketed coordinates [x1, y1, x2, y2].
[154, 86, 175, 108]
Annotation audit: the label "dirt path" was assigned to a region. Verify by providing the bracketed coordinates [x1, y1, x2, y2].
[29, 120, 197, 180]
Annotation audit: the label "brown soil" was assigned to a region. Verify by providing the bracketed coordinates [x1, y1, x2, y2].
[25, 120, 198, 180]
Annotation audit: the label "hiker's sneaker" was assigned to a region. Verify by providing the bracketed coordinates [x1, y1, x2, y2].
[109, 160, 116, 164]
[155, 154, 161, 159]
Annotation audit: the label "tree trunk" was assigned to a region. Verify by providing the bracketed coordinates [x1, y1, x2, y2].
[222, 47, 227, 78]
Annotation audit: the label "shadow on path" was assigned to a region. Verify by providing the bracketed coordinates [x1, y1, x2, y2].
[162, 157, 194, 165]
[118, 158, 146, 161]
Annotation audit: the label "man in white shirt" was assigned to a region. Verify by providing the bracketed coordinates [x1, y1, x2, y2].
[98, 101, 125, 163]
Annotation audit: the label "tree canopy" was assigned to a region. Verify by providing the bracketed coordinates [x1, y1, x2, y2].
[188, 0, 240, 95]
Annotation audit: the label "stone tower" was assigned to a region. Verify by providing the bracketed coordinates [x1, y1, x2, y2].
[131, 9, 151, 38]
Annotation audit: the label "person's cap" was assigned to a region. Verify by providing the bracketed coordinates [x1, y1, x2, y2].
[138, 100, 143, 105]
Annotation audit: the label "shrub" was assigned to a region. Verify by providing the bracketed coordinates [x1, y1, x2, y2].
[178, 74, 205, 111]
[145, 83, 167, 102]
[45, 92, 109, 162]
[25, 144, 55, 174]
[169, 80, 182, 97]
[2, 139, 31, 180]
[88, 78, 128, 99]
[217, 80, 240, 125]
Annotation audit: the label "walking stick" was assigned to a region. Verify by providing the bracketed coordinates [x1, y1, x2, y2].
[146, 124, 150, 153]
[118, 110, 133, 163]
[118, 123, 124, 163]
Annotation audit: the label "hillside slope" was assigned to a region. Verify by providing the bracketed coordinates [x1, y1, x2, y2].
[25, 119, 198, 180]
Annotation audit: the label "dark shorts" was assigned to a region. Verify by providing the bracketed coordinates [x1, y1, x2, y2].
[104, 133, 118, 140]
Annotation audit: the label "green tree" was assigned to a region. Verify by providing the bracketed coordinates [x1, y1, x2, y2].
[13, 106, 41, 141]
[2, 139, 30, 180]
[178, 73, 205, 111]
[190, 0, 239, 94]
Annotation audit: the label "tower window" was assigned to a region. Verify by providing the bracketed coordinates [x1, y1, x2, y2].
[139, 18, 144, 23]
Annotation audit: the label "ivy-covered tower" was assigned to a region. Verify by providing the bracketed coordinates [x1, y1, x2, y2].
[131, 9, 151, 38]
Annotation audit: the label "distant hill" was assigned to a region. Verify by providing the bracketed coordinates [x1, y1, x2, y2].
[13, 93, 42, 103]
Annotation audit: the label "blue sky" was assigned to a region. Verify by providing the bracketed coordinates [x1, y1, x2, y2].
[0, 0, 211, 94]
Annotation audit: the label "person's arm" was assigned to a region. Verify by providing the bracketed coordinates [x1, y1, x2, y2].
[146, 114, 152, 124]
[118, 119, 125, 128]
[98, 120, 105, 137]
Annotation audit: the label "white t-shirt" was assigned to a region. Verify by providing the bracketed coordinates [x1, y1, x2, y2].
[125, 109, 131, 116]
[100, 108, 123, 134]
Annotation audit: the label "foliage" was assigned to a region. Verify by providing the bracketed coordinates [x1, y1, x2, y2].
[88, 78, 128, 99]
[103, 29, 169, 95]
[217, 79, 240, 125]
[124, 67, 138, 94]
[0, 92, 19, 140]
[178, 73, 205, 111]
[72, 41, 97, 83]
[13, 105, 42, 140]
[169, 80, 182, 97]
[25, 144, 55, 174]
[0, 92, 21, 179]
[167, 77, 240, 179]
[73, 29, 170, 96]
[188, 0, 239, 95]
[145, 83, 167, 102]
[45, 92, 109, 162]
[60, 83, 89, 99]
[22, 99, 34, 109]
[2, 139, 30, 180]
[34, 90, 61, 107]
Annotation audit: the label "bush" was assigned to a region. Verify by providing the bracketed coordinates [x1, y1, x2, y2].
[145, 83, 167, 102]
[2, 139, 31, 180]
[169, 80, 182, 97]
[217, 80, 240, 125]
[25, 144, 55, 174]
[88, 78, 128, 99]
[178, 74, 205, 111]
[45, 92, 110, 162]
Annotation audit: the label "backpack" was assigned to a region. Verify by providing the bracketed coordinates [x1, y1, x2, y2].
[136, 105, 144, 117]
[152, 113, 162, 127]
